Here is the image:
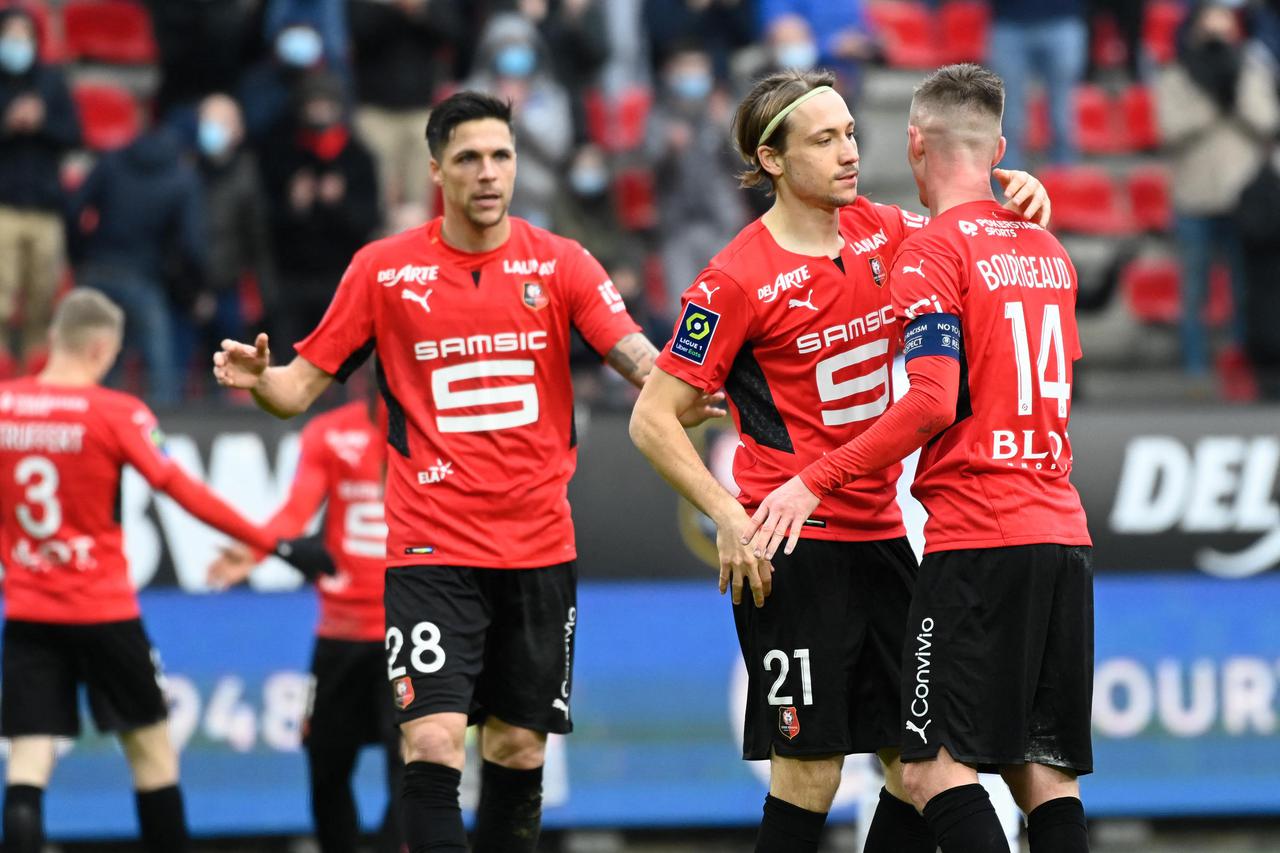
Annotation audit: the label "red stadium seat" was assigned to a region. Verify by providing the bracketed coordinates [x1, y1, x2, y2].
[1074, 84, 1119, 154]
[1144, 0, 1186, 65]
[1120, 84, 1159, 150]
[614, 168, 657, 231]
[867, 1, 938, 68]
[937, 0, 989, 64]
[1127, 165, 1172, 232]
[72, 81, 139, 150]
[1039, 165, 1133, 235]
[64, 0, 156, 64]
[1089, 11, 1128, 71]
[1121, 257, 1181, 324]
[1025, 90, 1049, 153]
[584, 86, 651, 153]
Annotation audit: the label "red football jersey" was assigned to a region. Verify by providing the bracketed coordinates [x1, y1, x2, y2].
[0, 378, 274, 623]
[654, 197, 925, 541]
[296, 217, 641, 569]
[889, 200, 1091, 551]
[266, 401, 386, 641]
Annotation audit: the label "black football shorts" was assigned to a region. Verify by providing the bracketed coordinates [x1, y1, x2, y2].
[734, 537, 917, 760]
[304, 637, 396, 749]
[900, 544, 1095, 775]
[1, 618, 169, 738]
[383, 562, 576, 734]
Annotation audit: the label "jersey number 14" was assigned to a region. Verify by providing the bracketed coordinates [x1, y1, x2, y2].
[1004, 302, 1070, 417]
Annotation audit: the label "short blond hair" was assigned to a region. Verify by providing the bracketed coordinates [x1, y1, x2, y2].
[732, 68, 838, 192]
[50, 288, 124, 352]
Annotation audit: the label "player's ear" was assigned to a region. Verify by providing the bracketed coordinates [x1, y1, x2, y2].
[429, 157, 442, 187]
[757, 145, 784, 180]
[906, 125, 925, 164]
[992, 135, 1007, 169]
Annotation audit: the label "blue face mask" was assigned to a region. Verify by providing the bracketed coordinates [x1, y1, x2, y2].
[776, 41, 818, 71]
[669, 71, 712, 102]
[570, 167, 609, 197]
[276, 27, 323, 68]
[495, 44, 536, 79]
[198, 120, 232, 158]
[0, 37, 35, 75]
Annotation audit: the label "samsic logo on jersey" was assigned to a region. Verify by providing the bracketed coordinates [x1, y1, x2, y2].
[671, 302, 720, 365]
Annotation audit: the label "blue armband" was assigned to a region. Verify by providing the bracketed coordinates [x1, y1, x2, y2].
[903, 313, 962, 362]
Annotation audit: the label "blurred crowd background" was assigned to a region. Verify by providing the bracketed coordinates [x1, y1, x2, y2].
[0, 0, 1278, 409]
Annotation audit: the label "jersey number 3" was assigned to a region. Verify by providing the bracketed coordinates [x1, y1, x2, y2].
[14, 455, 61, 539]
[432, 360, 539, 433]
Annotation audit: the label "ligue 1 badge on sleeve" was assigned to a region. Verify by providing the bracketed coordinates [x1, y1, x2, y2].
[522, 280, 549, 311]
[778, 705, 800, 740]
[869, 255, 886, 287]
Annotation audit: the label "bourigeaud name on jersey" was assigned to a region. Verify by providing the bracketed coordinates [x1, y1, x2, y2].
[414, 330, 549, 362]
[796, 306, 895, 354]
[976, 250, 1072, 293]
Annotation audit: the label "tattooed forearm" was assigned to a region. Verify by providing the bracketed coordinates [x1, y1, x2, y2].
[606, 332, 660, 388]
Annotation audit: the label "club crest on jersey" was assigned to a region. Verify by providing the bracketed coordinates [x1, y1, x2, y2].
[671, 301, 720, 365]
[521, 280, 549, 311]
[779, 706, 800, 740]
[393, 676, 415, 710]
[869, 255, 886, 287]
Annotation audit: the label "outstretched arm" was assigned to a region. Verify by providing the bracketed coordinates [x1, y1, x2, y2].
[213, 332, 333, 419]
[607, 332, 727, 427]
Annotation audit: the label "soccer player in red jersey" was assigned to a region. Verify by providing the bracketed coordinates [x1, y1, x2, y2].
[0, 289, 330, 853]
[209, 374, 401, 853]
[750, 64, 1093, 853]
[629, 68, 1050, 853]
[212, 91, 723, 852]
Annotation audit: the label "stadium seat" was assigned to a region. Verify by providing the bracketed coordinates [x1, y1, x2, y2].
[1039, 165, 1133, 235]
[584, 86, 651, 153]
[614, 168, 657, 230]
[1120, 256, 1181, 323]
[1144, 0, 1185, 65]
[1120, 84, 1160, 150]
[936, 0, 989, 64]
[867, 1, 938, 68]
[1074, 84, 1119, 154]
[1025, 90, 1049, 153]
[63, 0, 156, 64]
[1127, 166, 1172, 232]
[1089, 11, 1128, 71]
[72, 81, 139, 150]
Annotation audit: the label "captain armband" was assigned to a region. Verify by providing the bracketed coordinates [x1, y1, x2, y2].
[902, 313, 962, 362]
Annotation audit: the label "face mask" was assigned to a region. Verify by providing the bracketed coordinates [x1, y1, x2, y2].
[0, 37, 35, 75]
[495, 44, 536, 79]
[775, 41, 818, 72]
[669, 71, 712, 102]
[276, 27, 323, 68]
[198, 120, 232, 158]
[570, 167, 608, 197]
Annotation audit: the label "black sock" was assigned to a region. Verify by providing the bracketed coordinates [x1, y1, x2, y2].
[401, 761, 466, 853]
[754, 793, 827, 853]
[922, 783, 1011, 853]
[307, 746, 360, 853]
[135, 785, 189, 853]
[3, 784, 44, 853]
[864, 786, 937, 853]
[1028, 796, 1089, 853]
[471, 760, 543, 853]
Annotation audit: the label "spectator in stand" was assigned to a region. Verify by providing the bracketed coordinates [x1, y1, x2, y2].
[1236, 140, 1280, 396]
[69, 125, 205, 406]
[146, 0, 264, 120]
[760, 0, 876, 96]
[553, 142, 637, 271]
[240, 21, 334, 142]
[987, 0, 1088, 170]
[0, 7, 79, 375]
[466, 13, 572, 228]
[1086, 0, 1146, 83]
[644, 42, 746, 312]
[643, 0, 758, 82]
[349, 0, 464, 231]
[1156, 1, 1280, 380]
[259, 71, 378, 357]
[265, 0, 348, 71]
[180, 94, 276, 396]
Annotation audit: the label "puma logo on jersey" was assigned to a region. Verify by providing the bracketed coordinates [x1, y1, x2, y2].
[697, 281, 720, 303]
[788, 289, 818, 311]
[552, 698, 570, 719]
[401, 288, 433, 314]
[905, 719, 931, 743]
[902, 260, 927, 278]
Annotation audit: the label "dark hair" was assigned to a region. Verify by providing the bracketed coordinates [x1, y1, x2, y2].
[425, 91, 514, 159]
[732, 68, 838, 191]
[912, 63, 1004, 122]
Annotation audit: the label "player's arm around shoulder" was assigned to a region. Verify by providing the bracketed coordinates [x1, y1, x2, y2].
[213, 332, 333, 419]
[630, 367, 770, 607]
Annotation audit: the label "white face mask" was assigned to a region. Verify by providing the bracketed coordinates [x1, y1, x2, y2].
[0, 36, 35, 75]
